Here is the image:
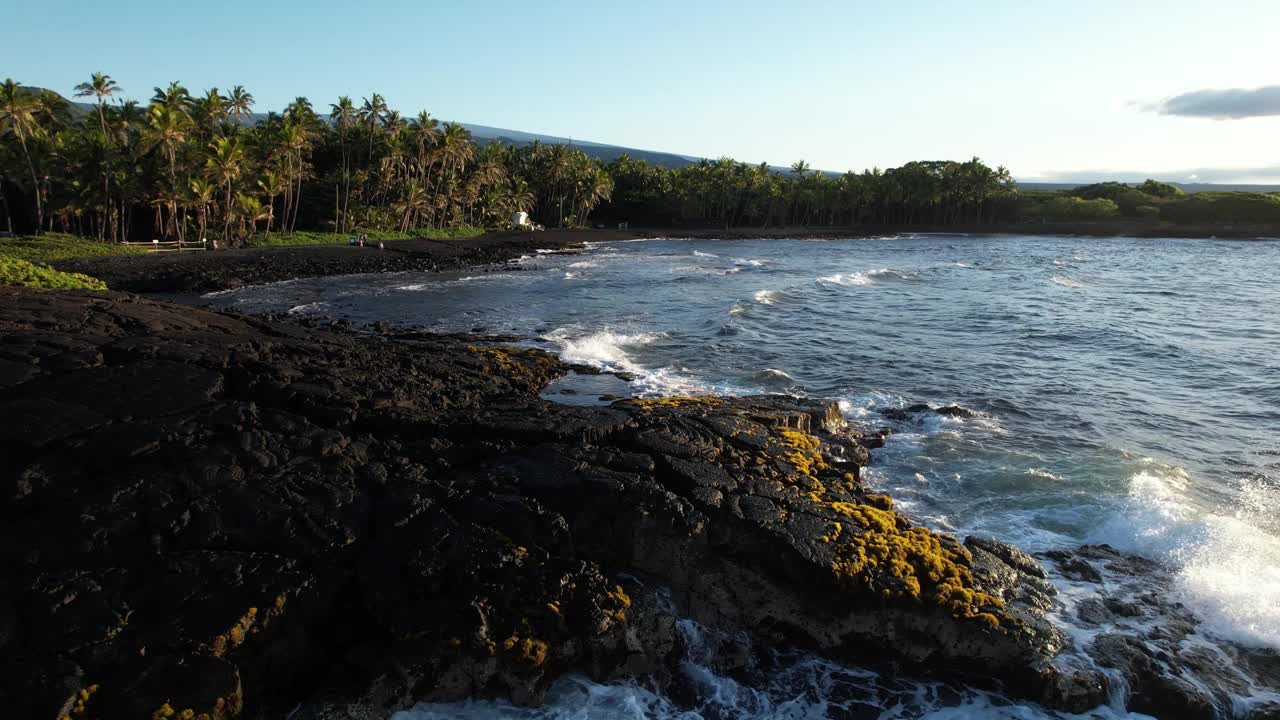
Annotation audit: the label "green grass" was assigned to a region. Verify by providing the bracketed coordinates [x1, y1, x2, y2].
[0, 257, 109, 290]
[0, 233, 148, 263]
[248, 226, 486, 248]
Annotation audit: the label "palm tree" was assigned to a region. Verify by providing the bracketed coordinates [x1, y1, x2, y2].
[204, 136, 245, 243]
[359, 93, 387, 163]
[506, 177, 536, 216]
[329, 96, 357, 231]
[235, 192, 268, 240]
[435, 122, 473, 225]
[545, 143, 573, 226]
[189, 177, 215, 241]
[0, 79, 45, 233]
[410, 111, 440, 180]
[74, 72, 122, 136]
[257, 171, 284, 234]
[279, 121, 310, 232]
[193, 88, 227, 136]
[151, 82, 191, 110]
[394, 179, 430, 231]
[35, 90, 70, 128]
[144, 104, 194, 239]
[227, 85, 254, 126]
[284, 97, 314, 124]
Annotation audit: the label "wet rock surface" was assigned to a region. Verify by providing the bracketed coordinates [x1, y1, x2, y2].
[1042, 544, 1280, 719]
[2, 288, 1082, 718]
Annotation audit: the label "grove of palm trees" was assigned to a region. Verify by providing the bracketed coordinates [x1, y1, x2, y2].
[5, 73, 1276, 244]
[0, 74, 615, 243]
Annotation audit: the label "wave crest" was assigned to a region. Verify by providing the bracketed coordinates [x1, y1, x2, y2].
[819, 268, 916, 287]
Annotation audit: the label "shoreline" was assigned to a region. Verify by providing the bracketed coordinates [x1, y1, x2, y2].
[44, 222, 1277, 295]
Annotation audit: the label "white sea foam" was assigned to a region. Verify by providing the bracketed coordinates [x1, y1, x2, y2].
[729, 302, 747, 317]
[567, 261, 598, 269]
[542, 328, 705, 397]
[1089, 462, 1280, 649]
[286, 301, 326, 315]
[819, 268, 915, 287]
[563, 271, 581, 280]
[733, 257, 771, 267]
[692, 250, 719, 258]
[1024, 468, 1062, 481]
[545, 328, 661, 374]
[1052, 275, 1085, 289]
[754, 289, 781, 305]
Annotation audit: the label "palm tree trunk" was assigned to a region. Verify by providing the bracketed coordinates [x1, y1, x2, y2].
[340, 132, 350, 232]
[0, 174, 12, 234]
[290, 157, 303, 232]
[16, 134, 42, 235]
[224, 182, 233, 244]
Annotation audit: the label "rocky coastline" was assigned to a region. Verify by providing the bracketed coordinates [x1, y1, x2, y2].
[3, 246, 1278, 718]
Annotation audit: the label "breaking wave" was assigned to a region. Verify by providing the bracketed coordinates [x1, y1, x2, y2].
[753, 289, 781, 305]
[818, 268, 916, 287]
[1089, 462, 1280, 649]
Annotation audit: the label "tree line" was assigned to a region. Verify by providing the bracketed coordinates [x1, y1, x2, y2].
[0, 74, 614, 242]
[4, 73, 1278, 241]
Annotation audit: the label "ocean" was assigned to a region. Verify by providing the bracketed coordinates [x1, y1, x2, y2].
[207, 234, 1280, 718]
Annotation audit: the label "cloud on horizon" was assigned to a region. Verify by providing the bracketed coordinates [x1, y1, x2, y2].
[1149, 85, 1280, 119]
[1020, 165, 1280, 186]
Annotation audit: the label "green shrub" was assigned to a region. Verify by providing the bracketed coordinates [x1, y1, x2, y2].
[0, 257, 108, 290]
[1134, 205, 1161, 220]
[1137, 179, 1185, 199]
[1038, 196, 1121, 221]
[1070, 182, 1164, 217]
[1160, 193, 1280, 224]
[0, 234, 148, 263]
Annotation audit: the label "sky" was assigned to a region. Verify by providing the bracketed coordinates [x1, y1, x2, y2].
[6, 0, 1280, 183]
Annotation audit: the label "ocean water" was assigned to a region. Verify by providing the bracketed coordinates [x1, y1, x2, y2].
[206, 235, 1280, 718]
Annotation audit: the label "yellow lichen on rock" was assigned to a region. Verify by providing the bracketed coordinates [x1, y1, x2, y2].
[206, 607, 259, 658]
[821, 503, 1006, 625]
[466, 345, 558, 390]
[604, 584, 632, 624]
[774, 429, 829, 479]
[620, 396, 723, 410]
[65, 682, 99, 719]
[502, 635, 550, 666]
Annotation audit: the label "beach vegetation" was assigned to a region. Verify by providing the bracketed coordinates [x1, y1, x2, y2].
[0, 257, 108, 289]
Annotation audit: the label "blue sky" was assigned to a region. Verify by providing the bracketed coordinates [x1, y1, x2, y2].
[7, 0, 1280, 182]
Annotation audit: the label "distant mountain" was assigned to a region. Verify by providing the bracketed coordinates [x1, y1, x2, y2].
[34, 88, 1280, 193]
[48, 89, 699, 168]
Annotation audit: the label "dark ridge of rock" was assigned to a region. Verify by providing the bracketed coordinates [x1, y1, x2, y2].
[1, 288, 1068, 720]
[880, 403, 980, 422]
